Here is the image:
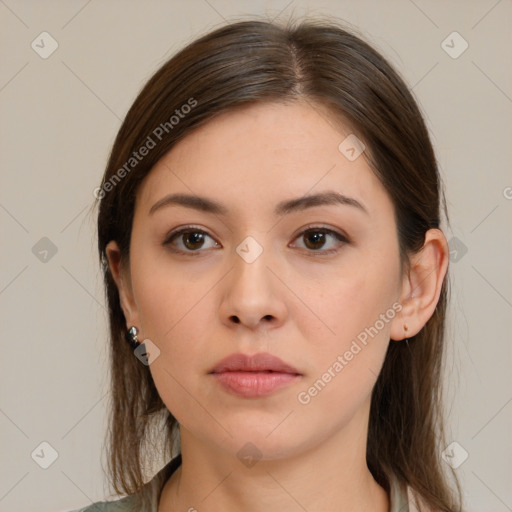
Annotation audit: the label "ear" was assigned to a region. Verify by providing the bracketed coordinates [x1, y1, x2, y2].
[390, 228, 449, 341]
[105, 240, 142, 331]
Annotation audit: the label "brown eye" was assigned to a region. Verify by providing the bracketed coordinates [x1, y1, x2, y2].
[164, 228, 219, 254]
[293, 227, 348, 254]
[303, 231, 327, 250]
[182, 231, 206, 250]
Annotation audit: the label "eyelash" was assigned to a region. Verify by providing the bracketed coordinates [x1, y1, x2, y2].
[163, 225, 349, 257]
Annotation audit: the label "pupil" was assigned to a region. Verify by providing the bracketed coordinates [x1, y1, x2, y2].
[185, 232, 203, 249]
[306, 232, 325, 249]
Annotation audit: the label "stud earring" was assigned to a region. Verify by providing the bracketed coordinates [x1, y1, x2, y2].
[126, 326, 142, 350]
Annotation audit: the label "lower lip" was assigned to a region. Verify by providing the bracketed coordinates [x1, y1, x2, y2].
[211, 371, 300, 397]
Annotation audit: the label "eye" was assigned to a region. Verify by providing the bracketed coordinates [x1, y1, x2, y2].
[164, 227, 219, 254]
[291, 226, 348, 254]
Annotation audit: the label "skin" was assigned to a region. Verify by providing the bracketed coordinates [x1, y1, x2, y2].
[107, 100, 449, 512]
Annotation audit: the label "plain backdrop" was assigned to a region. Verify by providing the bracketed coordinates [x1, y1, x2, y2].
[1, 1, 511, 511]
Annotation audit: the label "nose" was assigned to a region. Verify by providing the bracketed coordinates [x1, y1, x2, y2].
[218, 245, 288, 331]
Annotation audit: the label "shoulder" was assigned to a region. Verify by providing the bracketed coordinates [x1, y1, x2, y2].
[67, 493, 136, 512]
[66, 455, 182, 512]
[390, 474, 438, 512]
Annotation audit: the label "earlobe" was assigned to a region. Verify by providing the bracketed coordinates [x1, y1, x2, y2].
[105, 240, 140, 329]
[390, 229, 449, 341]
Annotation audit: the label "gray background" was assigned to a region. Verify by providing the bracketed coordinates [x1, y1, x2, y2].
[0, 1, 511, 511]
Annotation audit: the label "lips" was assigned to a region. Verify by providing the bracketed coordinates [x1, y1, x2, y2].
[209, 352, 301, 375]
[209, 352, 302, 398]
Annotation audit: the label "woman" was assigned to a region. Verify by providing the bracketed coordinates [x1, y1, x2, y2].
[74, 17, 463, 512]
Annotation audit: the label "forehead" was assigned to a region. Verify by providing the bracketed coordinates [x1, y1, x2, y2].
[137, 101, 391, 219]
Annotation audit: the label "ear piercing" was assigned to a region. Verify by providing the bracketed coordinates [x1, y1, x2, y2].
[403, 324, 410, 345]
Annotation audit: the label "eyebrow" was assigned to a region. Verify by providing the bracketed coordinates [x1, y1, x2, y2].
[148, 190, 368, 217]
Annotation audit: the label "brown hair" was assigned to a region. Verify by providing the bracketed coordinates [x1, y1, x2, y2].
[93, 16, 462, 511]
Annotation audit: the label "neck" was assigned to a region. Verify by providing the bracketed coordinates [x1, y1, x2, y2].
[158, 403, 389, 512]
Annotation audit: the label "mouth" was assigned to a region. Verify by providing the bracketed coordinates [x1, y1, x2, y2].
[209, 352, 302, 398]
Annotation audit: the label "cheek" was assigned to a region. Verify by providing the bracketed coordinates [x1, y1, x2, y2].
[129, 263, 216, 413]
[293, 243, 401, 408]
[132, 253, 211, 340]
[292, 273, 396, 436]
[299, 260, 399, 351]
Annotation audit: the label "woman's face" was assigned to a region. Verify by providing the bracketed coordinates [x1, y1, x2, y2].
[115, 101, 405, 460]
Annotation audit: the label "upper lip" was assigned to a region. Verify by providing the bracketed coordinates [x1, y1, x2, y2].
[210, 352, 301, 374]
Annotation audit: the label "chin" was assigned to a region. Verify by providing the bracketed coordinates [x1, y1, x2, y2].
[205, 421, 317, 462]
